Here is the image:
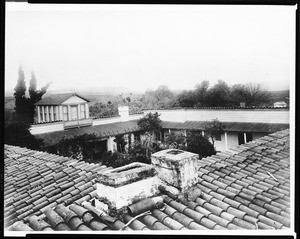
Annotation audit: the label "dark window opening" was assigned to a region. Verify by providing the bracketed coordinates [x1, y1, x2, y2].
[238, 132, 253, 145]
[93, 140, 108, 160]
[214, 133, 221, 141]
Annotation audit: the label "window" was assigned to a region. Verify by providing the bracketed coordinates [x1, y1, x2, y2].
[246, 133, 253, 142]
[238, 132, 253, 145]
[80, 104, 86, 119]
[134, 132, 141, 141]
[63, 106, 68, 121]
[214, 133, 221, 141]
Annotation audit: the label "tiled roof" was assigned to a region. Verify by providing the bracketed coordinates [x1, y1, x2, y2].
[162, 121, 289, 133]
[35, 120, 140, 146]
[34, 93, 90, 106]
[4, 129, 290, 231]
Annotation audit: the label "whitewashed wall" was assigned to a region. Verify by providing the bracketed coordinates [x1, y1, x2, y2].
[30, 122, 64, 135]
[144, 108, 289, 124]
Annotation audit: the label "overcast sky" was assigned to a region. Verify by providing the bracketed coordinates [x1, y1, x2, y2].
[5, 3, 296, 93]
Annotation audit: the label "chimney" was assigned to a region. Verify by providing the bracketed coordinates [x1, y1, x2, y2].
[96, 162, 160, 214]
[95, 149, 199, 216]
[118, 106, 129, 122]
[151, 149, 199, 193]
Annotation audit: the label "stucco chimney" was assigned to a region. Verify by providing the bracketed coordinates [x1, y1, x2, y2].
[118, 106, 129, 122]
[151, 149, 199, 193]
[96, 162, 160, 213]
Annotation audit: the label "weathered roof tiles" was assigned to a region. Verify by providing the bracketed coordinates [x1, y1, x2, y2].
[4, 129, 290, 231]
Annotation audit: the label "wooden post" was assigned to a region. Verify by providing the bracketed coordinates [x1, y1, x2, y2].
[41, 106, 45, 122]
[37, 106, 41, 123]
[244, 133, 247, 144]
[68, 105, 71, 121]
[85, 103, 89, 119]
[224, 131, 228, 151]
[50, 106, 54, 122]
[55, 106, 59, 121]
[59, 106, 63, 121]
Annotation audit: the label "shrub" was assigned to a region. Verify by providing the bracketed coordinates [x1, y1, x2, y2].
[186, 130, 216, 159]
[4, 121, 45, 150]
[52, 133, 97, 162]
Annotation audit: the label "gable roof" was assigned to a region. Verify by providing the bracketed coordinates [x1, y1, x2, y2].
[35, 120, 140, 146]
[34, 93, 90, 106]
[4, 129, 290, 231]
[162, 121, 289, 133]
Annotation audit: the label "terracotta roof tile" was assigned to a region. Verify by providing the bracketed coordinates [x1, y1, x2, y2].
[4, 129, 291, 231]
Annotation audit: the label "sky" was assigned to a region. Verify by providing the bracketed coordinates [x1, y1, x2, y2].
[5, 3, 296, 94]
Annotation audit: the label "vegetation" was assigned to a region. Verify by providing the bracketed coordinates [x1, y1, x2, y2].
[4, 121, 45, 150]
[164, 131, 187, 150]
[176, 80, 271, 108]
[13, 66, 51, 123]
[186, 130, 216, 159]
[204, 119, 225, 147]
[137, 112, 162, 133]
[49, 134, 97, 162]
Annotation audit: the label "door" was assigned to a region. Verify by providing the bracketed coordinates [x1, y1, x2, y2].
[71, 106, 78, 120]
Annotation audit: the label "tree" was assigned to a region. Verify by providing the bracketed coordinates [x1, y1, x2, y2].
[186, 130, 216, 159]
[206, 80, 232, 107]
[137, 112, 162, 133]
[194, 80, 210, 107]
[204, 119, 225, 147]
[4, 121, 45, 150]
[142, 85, 175, 109]
[176, 90, 196, 107]
[230, 83, 271, 107]
[14, 66, 29, 122]
[245, 83, 271, 106]
[28, 71, 51, 123]
[14, 66, 51, 123]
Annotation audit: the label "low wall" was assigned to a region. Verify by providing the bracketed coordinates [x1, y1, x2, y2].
[30, 121, 64, 135]
[144, 108, 289, 124]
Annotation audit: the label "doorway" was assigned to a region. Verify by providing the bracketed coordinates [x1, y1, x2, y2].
[71, 106, 78, 120]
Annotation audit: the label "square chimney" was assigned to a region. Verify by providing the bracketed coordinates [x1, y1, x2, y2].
[96, 162, 160, 211]
[151, 149, 199, 192]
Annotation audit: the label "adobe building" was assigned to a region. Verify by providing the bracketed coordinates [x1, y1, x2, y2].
[29, 93, 289, 158]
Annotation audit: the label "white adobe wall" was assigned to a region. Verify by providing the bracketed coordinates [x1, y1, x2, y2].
[30, 122, 64, 135]
[144, 109, 289, 124]
[93, 116, 121, 126]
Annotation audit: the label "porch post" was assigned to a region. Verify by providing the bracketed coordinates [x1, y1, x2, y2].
[85, 103, 89, 119]
[244, 133, 247, 144]
[41, 106, 45, 122]
[55, 106, 59, 121]
[37, 106, 41, 123]
[50, 106, 54, 122]
[46, 106, 49, 122]
[59, 106, 63, 121]
[68, 105, 71, 121]
[224, 131, 228, 151]
[77, 104, 80, 119]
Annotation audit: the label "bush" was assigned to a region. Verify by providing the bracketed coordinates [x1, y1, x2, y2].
[52, 133, 97, 162]
[186, 130, 216, 159]
[164, 131, 187, 150]
[4, 121, 45, 150]
[102, 151, 135, 168]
